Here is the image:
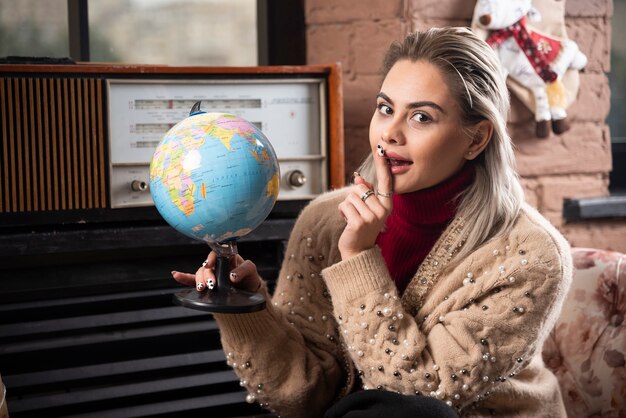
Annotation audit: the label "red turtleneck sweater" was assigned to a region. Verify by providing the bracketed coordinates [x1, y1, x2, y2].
[376, 164, 475, 294]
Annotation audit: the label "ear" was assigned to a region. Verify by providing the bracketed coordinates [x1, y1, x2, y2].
[465, 120, 493, 160]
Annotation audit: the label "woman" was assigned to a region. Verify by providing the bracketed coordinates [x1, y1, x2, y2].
[173, 27, 572, 417]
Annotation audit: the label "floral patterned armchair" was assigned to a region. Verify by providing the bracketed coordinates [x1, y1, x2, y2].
[543, 248, 626, 417]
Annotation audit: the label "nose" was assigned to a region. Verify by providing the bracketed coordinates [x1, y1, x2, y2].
[479, 14, 492, 26]
[381, 121, 404, 145]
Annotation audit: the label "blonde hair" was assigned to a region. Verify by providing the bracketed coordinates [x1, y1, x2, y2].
[358, 27, 524, 261]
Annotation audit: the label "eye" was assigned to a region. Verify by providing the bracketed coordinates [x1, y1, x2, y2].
[376, 103, 393, 115]
[412, 112, 432, 123]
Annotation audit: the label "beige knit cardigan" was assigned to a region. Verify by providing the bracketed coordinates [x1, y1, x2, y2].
[214, 188, 573, 418]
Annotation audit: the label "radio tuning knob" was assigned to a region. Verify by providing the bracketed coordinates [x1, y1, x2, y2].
[287, 170, 307, 188]
[130, 180, 148, 192]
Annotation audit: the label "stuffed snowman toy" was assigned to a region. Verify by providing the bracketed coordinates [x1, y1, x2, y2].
[473, 0, 587, 138]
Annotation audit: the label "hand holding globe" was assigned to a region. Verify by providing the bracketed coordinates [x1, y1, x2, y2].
[150, 102, 280, 313]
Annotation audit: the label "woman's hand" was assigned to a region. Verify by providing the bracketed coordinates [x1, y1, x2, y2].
[337, 147, 393, 260]
[171, 252, 263, 293]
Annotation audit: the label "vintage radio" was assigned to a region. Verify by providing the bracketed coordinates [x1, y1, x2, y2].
[0, 63, 344, 226]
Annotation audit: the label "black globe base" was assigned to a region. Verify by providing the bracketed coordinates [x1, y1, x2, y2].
[173, 287, 266, 313]
[172, 243, 266, 314]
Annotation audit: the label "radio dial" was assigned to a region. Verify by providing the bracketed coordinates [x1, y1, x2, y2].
[287, 170, 307, 188]
[131, 180, 148, 192]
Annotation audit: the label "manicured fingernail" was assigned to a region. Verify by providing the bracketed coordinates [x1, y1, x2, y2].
[353, 171, 361, 178]
[377, 144, 385, 156]
[171, 271, 177, 277]
[196, 282, 205, 291]
[207, 280, 215, 290]
[229, 272, 238, 282]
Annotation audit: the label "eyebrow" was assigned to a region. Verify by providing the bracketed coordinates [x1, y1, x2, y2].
[376, 92, 446, 114]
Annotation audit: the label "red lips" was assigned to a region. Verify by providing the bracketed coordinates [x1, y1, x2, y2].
[383, 151, 413, 174]
[384, 151, 413, 166]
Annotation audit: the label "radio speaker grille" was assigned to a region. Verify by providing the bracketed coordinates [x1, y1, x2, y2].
[0, 76, 107, 213]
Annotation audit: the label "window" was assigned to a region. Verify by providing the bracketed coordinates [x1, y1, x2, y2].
[608, 0, 626, 193]
[88, 0, 257, 66]
[0, 0, 260, 66]
[0, 0, 69, 58]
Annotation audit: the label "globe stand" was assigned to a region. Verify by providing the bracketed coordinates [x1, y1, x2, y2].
[173, 241, 266, 313]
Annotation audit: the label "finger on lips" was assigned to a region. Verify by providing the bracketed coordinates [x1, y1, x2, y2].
[373, 143, 393, 210]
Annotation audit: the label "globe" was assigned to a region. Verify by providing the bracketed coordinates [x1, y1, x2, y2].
[149, 111, 280, 246]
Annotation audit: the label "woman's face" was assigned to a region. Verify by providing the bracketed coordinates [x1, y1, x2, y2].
[369, 59, 472, 194]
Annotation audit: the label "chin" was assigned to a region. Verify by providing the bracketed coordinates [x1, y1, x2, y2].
[390, 174, 419, 194]
[394, 178, 435, 194]
[391, 183, 416, 195]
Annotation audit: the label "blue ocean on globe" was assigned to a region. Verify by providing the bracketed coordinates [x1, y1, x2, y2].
[149, 112, 280, 244]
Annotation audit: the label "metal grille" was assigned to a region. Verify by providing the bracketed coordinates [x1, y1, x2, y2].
[0, 76, 107, 213]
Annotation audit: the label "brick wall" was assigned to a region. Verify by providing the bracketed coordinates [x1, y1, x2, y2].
[305, 0, 626, 252]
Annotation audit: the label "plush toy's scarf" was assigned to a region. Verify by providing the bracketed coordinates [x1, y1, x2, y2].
[486, 16, 558, 83]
